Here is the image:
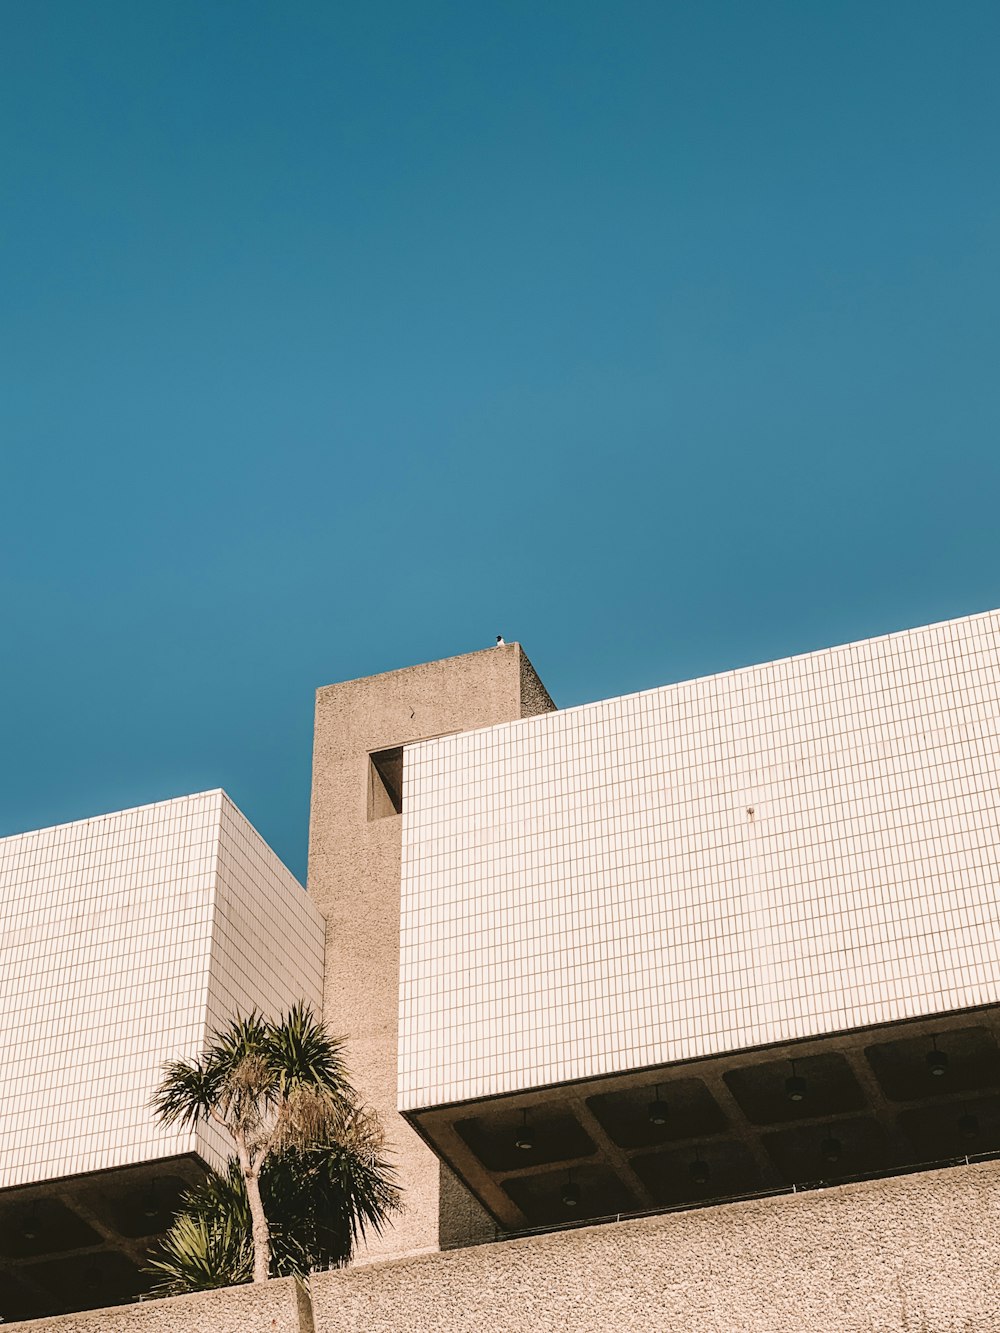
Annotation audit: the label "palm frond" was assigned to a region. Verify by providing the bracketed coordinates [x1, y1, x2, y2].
[150, 1057, 218, 1131]
[176, 1161, 250, 1230]
[261, 1135, 401, 1272]
[208, 1012, 270, 1065]
[305, 1107, 401, 1252]
[267, 1003, 352, 1106]
[144, 1210, 253, 1295]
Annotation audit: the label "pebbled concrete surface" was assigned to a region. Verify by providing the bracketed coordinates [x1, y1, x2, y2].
[10, 1160, 1000, 1330]
[310, 1159, 1000, 1333]
[2, 1276, 312, 1333]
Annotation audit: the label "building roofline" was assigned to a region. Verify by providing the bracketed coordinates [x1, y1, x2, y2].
[406, 606, 1000, 752]
[314, 641, 536, 695]
[0, 788, 227, 847]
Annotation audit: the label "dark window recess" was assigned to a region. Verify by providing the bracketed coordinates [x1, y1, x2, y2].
[369, 747, 404, 819]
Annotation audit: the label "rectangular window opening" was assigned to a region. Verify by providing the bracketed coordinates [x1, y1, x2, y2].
[369, 746, 404, 819]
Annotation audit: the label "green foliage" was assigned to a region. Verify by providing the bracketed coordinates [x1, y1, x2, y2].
[152, 1004, 354, 1156]
[148, 1004, 399, 1294]
[144, 1207, 252, 1295]
[147, 1129, 399, 1295]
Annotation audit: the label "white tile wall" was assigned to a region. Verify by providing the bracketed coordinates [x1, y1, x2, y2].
[0, 791, 325, 1189]
[208, 795, 326, 1030]
[200, 796, 327, 1166]
[399, 609, 1000, 1111]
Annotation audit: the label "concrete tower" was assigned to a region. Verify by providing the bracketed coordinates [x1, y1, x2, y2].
[306, 643, 554, 1260]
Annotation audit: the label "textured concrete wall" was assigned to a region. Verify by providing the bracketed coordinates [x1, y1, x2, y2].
[2, 1277, 311, 1333]
[311, 1159, 1000, 1333]
[306, 645, 554, 1261]
[10, 1161, 1000, 1331]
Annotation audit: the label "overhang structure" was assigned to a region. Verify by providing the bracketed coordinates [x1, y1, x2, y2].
[398, 611, 1000, 1230]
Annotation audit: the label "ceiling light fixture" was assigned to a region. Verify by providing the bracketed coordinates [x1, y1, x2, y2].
[690, 1156, 710, 1186]
[959, 1113, 979, 1141]
[785, 1058, 807, 1103]
[821, 1135, 842, 1164]
[927, 1039, 948, 1078]
[514, 1109, 534, 1153]
[648, 1085, 668, 1127]
[561, 1175, 579, 1209]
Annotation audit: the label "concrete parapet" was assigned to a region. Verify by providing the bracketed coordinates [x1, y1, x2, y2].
[310, 1159, 1000, 1332]
[9, 1160, 1000, 1330]
[2, 1277, 312, 1333]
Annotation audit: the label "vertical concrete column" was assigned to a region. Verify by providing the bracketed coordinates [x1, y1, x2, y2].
[306, 645, 554, 1260]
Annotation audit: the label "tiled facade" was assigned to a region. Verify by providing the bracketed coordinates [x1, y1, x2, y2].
[0, 791, 324, 1190]
[206, 796, 327, 1154]
[399, 610, 1000, 1111]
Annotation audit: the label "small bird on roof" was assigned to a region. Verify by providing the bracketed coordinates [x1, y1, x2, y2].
[496, 635, 505, 646]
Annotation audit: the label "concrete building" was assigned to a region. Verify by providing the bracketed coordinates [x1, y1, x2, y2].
[0, 791, 324, 1319]
[5, 611, 1000, 1329]
[306, 642, 555, 1257]
[394, 611, 1000, 1234]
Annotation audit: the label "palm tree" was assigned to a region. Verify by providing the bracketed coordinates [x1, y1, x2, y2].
[151, 1003, 398, 1284]
[146, 1128, 398, 1296]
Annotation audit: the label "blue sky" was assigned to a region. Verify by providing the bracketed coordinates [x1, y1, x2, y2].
[2, 2, 999, 879]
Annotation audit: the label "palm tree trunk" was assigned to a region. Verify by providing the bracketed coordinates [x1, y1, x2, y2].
[244, 1167, 272, 1283]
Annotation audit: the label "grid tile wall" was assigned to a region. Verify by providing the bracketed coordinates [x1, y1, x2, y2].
[0, 794, 216, 1188]
[0, 791, 325, 1189]
[399, 610, 1000, 1111]
[208, 795, 324, 1029]
[200, 797, 326, 1167]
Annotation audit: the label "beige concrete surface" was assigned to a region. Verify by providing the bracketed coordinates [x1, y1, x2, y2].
[310, 1159, 1000, 1333]
[306, 644, 554, 1261]
[2, 1277, 312, 1333]
[9, 1161, 1000, 1331]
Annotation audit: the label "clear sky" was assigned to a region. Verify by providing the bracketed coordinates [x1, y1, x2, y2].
[2, 2, 999, 880]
